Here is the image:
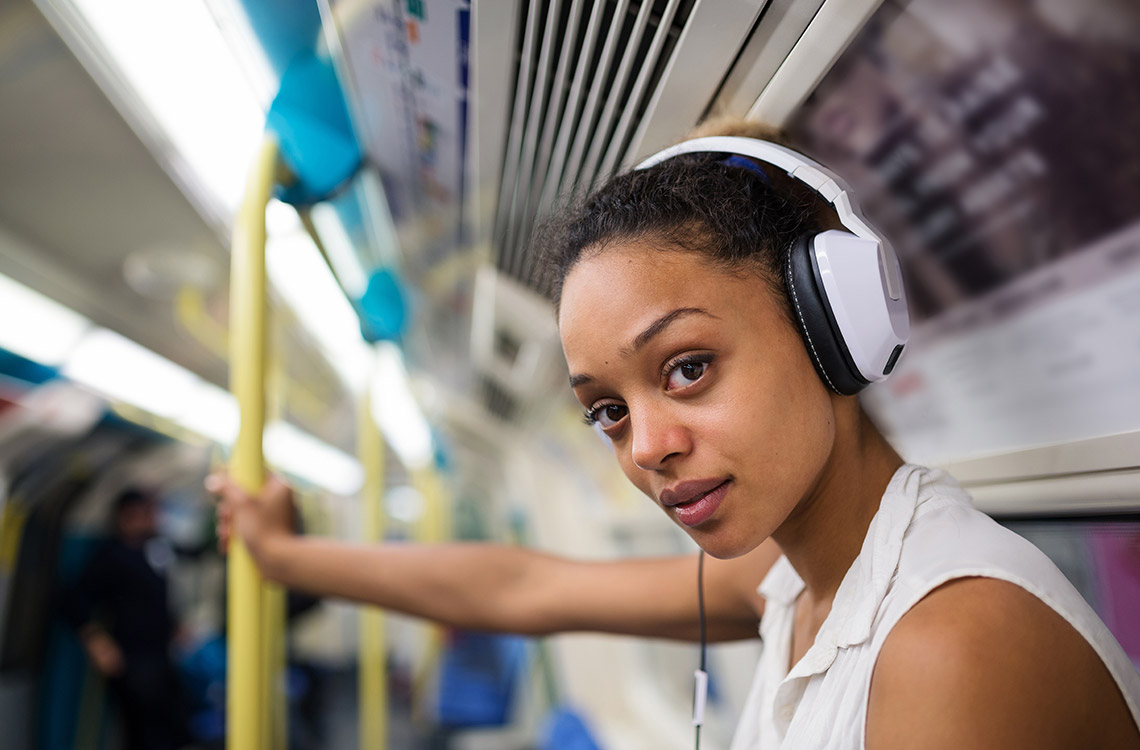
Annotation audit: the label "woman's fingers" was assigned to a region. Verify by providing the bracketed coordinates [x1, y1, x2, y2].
[206, 471, 297, 557]
[216, 504, 232, 547]
[207, 472, 253, 555]
[206, 472, 253, 503]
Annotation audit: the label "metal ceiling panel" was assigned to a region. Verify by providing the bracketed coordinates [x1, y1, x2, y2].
[748, 0, 887, 126]
[707, 0, 825, 119]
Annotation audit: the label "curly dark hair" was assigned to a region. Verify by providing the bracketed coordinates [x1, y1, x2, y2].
[535, 150, 823, 318]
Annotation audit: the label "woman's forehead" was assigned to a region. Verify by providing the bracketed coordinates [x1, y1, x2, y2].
[560, 245, 710, 312]
[559, 243, 768, 311]
[557, 245, 780, 354]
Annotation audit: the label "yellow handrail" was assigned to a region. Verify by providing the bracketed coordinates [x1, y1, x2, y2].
[227, 135, 279, 750]
[410, 467, 449, 713]
[264, 301, 289, 750]
[358, 380, 388, 750]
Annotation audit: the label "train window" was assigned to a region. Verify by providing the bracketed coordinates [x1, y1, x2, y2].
[785, 0, 1140, 465]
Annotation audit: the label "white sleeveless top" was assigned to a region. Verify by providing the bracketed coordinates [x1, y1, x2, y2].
[729, 464, 1140, 749]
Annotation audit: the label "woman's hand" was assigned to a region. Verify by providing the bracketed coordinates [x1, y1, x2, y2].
[207, 472, 297, 572]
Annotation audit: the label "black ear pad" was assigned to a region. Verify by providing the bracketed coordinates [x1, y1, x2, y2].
[784, 235, 869, 396]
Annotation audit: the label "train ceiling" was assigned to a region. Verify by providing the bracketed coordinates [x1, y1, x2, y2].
[0, 0, 881, 456]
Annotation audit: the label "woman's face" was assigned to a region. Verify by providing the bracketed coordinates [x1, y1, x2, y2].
[559, 242, 838, 559]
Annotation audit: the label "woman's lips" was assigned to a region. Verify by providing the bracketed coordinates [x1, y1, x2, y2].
[660, 480, 730, 528]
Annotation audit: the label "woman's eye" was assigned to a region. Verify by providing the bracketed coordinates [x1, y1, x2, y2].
[665, 358, 710, 391]
[586, 403, 628, 429]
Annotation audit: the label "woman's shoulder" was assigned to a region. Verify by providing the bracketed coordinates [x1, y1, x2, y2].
[892, 465, 1064, 585]
[860, 465, 1140, 747]
[866, 577, 1140, 749]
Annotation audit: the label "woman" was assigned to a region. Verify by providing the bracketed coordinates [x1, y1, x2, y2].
[212, 119, 1140, 748]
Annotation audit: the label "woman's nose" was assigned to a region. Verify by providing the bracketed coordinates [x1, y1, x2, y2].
[630, 406, 692, 471]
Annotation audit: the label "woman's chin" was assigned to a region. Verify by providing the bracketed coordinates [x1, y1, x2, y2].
[687, 525, 763, 561]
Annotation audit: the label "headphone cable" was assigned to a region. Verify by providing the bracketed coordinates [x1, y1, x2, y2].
[695, 550, 707, 750]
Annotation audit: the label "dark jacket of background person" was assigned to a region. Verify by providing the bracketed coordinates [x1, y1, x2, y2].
[60, 488, 189, 750]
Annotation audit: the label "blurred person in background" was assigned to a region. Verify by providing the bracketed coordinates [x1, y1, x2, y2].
[62, 487, 192, 750]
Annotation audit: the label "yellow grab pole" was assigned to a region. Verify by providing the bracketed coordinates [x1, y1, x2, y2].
[415, 468, 450, 548]
[358, 381, 388, 750]
[410, 466, 449, 710]
[263, 563, 287, 749]
[228, 135, 279, 750]
[264, 310, 288, 750]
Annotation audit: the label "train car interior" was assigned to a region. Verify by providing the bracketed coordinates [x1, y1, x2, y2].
[0, 0, 1138, 748]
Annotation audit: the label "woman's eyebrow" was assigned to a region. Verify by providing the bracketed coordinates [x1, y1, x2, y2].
[622, 307, 716, 356]
[568, 307, 716, 388]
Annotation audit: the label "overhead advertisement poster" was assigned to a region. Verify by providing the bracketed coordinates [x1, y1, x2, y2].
[333, 0, 470, 263]
[788, 0, 1140, 464]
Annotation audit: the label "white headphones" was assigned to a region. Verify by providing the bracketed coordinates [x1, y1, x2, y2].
[636, 136, 910, 395]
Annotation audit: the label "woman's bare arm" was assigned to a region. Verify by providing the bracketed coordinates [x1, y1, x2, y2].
[211, 474, 778, 642]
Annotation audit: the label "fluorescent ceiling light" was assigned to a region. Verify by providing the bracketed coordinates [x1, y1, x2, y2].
[177, 381, 240, 446]
[264, 420, 364, 496]
[0, 270, 353, 495]
[62, 0, 269, 215]
[308, 202, 368, 298]
[0, 274, 91, 366]
[371, 342, 433, 470]
[266, 198, 302, 237]
[266, 230, 372, 392]
[64, 328, 200, 418]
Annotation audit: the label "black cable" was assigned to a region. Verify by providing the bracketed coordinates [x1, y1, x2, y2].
[695, 550, 707, 750]
[698, 550, 707, 671]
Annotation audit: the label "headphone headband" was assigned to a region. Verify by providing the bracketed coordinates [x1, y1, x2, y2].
[635, 136, 902, 302]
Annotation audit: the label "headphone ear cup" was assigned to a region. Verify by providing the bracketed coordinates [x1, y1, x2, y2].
[785, 234, 868, 396]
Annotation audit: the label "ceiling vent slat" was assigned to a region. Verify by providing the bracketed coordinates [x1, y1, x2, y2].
[492, 0, 542, 266]
[594, 0, 686, 186]
[556, 0, 633, 199]
[574, 0, 656, 196]
[503, 0, 564, 276]
[516, 0, 590, 276]
[487, 0, 790, 293]
[623, 0, 768, 165]
[535, 0, 610, 216]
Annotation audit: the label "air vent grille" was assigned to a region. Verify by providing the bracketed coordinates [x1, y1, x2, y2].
[492, 0, 698, 292]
